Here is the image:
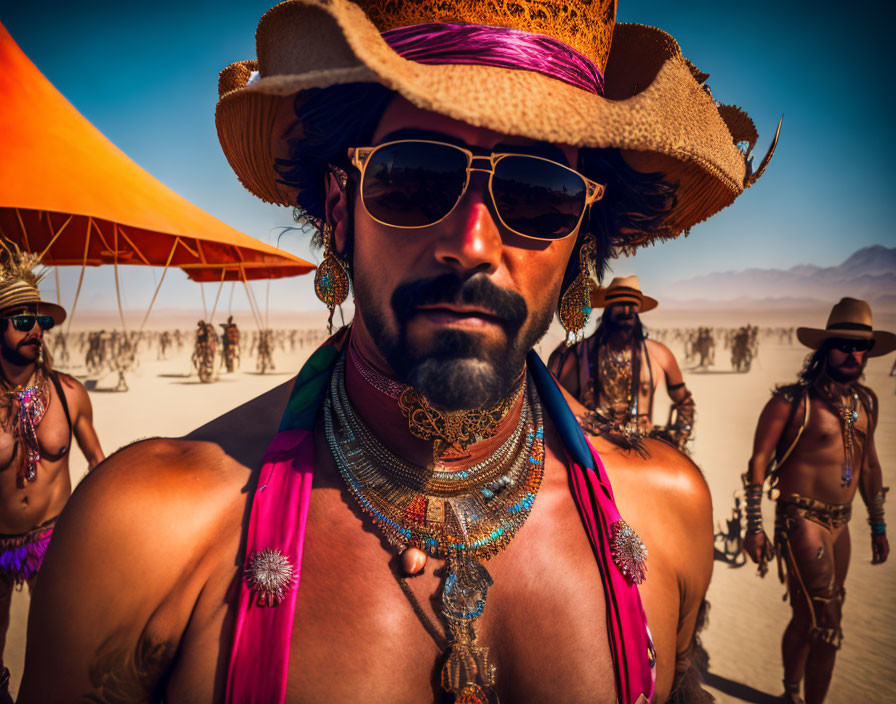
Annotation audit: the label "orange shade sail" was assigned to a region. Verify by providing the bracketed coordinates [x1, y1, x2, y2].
[0, 22, 314, 283]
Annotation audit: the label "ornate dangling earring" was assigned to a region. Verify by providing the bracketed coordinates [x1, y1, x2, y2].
[314, 222, 351, 335]
[558, 235, 596, 345]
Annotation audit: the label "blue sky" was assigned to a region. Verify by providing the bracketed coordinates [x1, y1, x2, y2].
[2, 0, 894, 314]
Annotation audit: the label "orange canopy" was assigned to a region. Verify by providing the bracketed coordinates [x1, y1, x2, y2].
[0, 22, 314, 283]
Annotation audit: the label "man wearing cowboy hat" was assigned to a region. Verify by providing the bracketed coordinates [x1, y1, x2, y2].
[548, 275, 695, 451]
[20, 1, 775, 702]
[0, 242, 104, 696]
[743, 297, 894, 704]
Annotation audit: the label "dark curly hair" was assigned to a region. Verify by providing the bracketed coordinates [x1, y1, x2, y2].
[274, 83, 677, 295]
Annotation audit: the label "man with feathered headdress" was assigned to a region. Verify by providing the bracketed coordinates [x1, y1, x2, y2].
[20, 1, 776, 702]
[0, 240, 104, 694]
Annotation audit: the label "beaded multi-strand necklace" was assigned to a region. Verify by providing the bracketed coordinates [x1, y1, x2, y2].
[3, 371, 50, 484]
[325, 355, 545, 702]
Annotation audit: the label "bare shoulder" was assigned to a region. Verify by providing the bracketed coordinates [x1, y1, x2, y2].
[645, 338, 677, 366]
[57, 375, 296, 540]
[19, 380, 295, 700]
[559, 382, 707, 490]
[88, 435, 250, 488]
[599, 432, 711, 529]
[557, 382, 710, 550]
[762, 388, 800, 418]
[19, 438, 251, 701]
[856, 382, 878, 422]
[64, 436, 252, 547]
[54, 370, 90, 403]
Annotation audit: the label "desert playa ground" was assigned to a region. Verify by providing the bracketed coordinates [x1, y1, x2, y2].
[4, 306, 896, 702]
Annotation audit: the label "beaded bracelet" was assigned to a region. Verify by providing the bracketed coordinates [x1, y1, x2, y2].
[868, 487, 888, 535]
[744, 483, 764, 534]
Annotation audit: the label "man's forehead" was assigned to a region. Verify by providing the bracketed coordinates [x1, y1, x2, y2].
[371, 95, 577, 165]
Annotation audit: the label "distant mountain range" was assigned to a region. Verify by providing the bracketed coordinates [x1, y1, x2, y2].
[659, 245, 896, 307]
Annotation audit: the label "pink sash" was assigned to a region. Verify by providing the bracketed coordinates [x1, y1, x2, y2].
[226, 341, 655, 703]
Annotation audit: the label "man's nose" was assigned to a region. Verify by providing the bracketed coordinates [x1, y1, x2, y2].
[432, 177, 502, 274]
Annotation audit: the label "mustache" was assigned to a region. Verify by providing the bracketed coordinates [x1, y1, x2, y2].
[608, 315, 636, 326]
[18, 339, 41, 348]
[391, 273, 528, 332]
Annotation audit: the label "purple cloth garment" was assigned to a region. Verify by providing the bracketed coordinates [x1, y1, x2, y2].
[382, 22, 606, 96]
[0, 518, 56, 586]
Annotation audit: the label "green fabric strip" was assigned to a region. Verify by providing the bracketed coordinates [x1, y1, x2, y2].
[278, 327, 349, 433]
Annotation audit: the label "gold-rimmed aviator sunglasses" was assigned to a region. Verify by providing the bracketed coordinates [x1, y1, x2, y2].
[348, 139, 605, 241]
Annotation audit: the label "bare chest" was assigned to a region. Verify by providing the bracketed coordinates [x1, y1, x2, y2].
[799, 398, 868, 457]
[0, 383, 71, 472]
[582, 347, 659, 418]
[286, 458, 620, 703]
[168, 427, 688, 704]
[0, 384, 73, 531]
[169, 461, 629, 703]
[777, 397, 869, 501]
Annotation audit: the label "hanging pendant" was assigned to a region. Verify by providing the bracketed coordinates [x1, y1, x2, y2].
[610, 520, 648, 585]
[441, 644, 498, 702]
[841, 463, 852, 488]
[442, 559, 493, 622]
[440, 558, 499, 701]
[456, 682, 494, 704]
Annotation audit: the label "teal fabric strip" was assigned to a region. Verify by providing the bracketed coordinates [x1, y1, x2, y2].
[527, 350, 594, 470]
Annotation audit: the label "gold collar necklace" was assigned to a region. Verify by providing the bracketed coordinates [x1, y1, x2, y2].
[347, 340, 525, 461]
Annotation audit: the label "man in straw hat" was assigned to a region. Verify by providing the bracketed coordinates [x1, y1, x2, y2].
[743, 297, 894, 704]
[19, 1, 776, 702]
[0, 241, 104, 696]
[548, 274, 695, 451]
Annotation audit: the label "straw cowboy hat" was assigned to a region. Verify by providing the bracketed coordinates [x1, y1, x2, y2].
[215, 0, 779, 248]
[797, 298, 896, 358]
[590, 275, 658, 313]
[0, 240, 66, 325]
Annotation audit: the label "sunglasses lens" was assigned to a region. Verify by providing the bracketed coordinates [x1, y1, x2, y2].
[11, 316, 36, 331]
[362, 141, 468, 227]
[832, 339, 872, 353]
[37, 316, 54, 330]
[492, 155, 587, 239]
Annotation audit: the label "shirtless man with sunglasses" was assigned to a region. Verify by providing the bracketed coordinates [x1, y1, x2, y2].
[20, 2, 774, 702]
[0, 295, 104, 695]
[743, 298, 894, 704]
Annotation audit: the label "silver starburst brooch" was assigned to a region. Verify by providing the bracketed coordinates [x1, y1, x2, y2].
[245, 548, 295, 607]
[610, 520, 648, 585]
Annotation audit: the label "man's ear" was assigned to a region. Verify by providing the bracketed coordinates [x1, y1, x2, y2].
[324, 167, 351, 257]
